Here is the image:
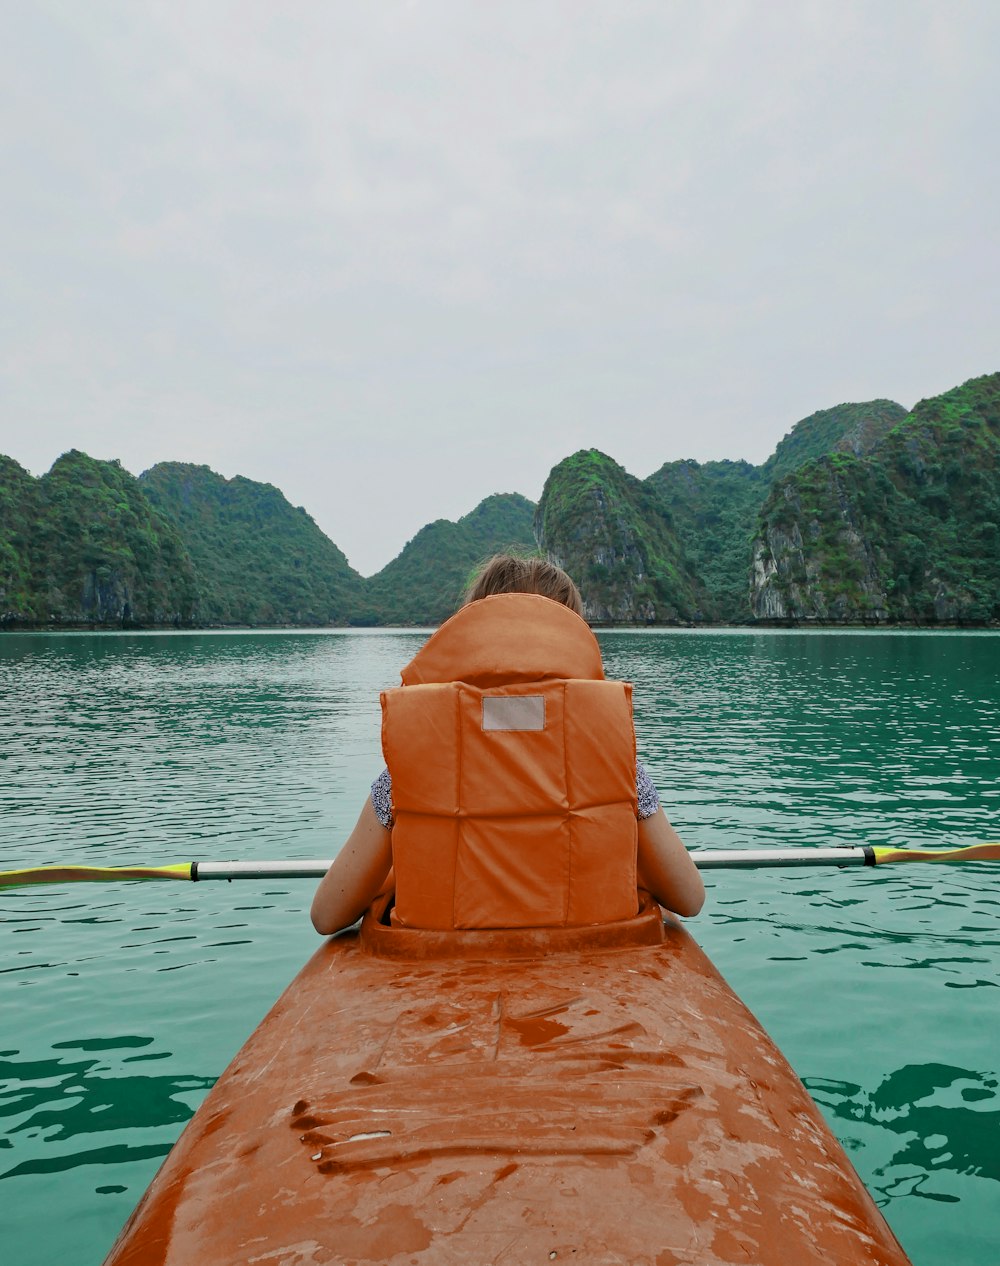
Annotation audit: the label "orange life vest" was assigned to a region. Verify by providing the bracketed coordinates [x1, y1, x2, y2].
[380, 593, 639, 930]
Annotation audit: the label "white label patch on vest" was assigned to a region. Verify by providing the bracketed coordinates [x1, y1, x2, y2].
[482, 695, 545, 732]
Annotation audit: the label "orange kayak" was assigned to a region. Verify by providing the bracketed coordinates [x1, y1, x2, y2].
[104, 895, 912, 1265]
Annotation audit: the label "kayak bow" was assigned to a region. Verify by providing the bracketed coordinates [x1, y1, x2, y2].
[102, 893, 913, 1266]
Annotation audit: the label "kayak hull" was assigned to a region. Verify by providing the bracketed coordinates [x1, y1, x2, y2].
[104, 897, 911, 1265]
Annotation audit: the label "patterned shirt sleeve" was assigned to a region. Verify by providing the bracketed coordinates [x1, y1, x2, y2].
[635, 760, 661, 820]
[372, 762, 661, 826]
[370, 767, 393, 829]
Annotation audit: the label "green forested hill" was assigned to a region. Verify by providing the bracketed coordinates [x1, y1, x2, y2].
[140, 463, 363, 625]
[0, 451, 196, 626]
[763, 400, 908, 482]
[4, 372, 997, 630]
[0, 457, 39, 617]
[536, 450, 707, 622]
[751, 374, 1000, 622]
[361, 493, 537, 624]
[0, 456, 536, 628]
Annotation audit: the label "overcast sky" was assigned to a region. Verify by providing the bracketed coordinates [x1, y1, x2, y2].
[2, 1, 998, 575]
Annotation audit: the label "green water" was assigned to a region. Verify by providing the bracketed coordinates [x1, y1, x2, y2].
[1, 628, 997, 1265]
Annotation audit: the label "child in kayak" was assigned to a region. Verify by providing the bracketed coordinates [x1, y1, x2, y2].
[311, 555, 704, 934]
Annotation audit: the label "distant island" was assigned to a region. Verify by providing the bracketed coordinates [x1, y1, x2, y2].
[2, 371, 998, 628]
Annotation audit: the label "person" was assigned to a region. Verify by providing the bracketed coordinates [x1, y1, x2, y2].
[311, 555, 704, 935]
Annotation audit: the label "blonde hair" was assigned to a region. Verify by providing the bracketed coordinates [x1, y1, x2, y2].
[463, 554, 584, 616]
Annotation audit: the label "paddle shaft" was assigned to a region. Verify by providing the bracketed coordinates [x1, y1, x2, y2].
[189, 845, 1000, 877]
[4, 844, 999, 888]
[189, 849, 876, 879]
[691, 847, 875, 870]
[194, 844, 1000, 877]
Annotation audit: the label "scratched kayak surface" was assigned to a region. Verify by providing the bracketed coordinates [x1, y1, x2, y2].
[104, 896, 910, 1266]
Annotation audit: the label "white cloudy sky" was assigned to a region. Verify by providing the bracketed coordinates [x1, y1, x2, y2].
[2, 1, 998, 575]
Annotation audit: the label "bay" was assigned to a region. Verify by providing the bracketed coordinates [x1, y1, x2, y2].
[1, 628, 998, 1265]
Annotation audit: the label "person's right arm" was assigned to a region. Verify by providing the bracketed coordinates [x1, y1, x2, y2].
[310, 798, 393, 935]
[636, 808, 705, 917]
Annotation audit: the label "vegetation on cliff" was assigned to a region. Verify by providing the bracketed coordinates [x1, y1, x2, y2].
[536, 449, 707, 622]
[752, 374, 1000, 623]
[140, 463, 363, 625]
[1, 451, 196, 626]
[0, 457, 39, 617]
[645, 401, 906, 621]
[643, 460, 766, 621]
[0, 455, 535, 628]
[763, 400, 908, 483]
[360, 493, 537, 625]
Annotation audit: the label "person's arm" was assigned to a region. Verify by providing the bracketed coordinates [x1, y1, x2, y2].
[636, 807, 705, 917]
[310, 798, 393, 935]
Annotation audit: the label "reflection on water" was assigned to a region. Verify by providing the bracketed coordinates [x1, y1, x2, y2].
[806, 1063, 1000, 1199]
[1, 628, 999, 1266]
[0, 1038, 214, 1180]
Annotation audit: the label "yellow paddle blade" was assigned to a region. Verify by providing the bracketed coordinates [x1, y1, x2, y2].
[871, 842, 1000, 865]
[0, 862, 194, 888]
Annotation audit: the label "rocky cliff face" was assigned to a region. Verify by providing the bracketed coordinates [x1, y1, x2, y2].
[536, 450, 706, 623]
[641, 402, 907, 622]
[750, 463, 891, 622]
[751, 374, 1000, 623]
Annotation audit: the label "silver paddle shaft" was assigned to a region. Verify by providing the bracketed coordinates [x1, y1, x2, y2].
[191, 849, 875, 881]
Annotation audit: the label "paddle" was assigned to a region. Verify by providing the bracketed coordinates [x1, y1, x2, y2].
[2, 843, 999, 888]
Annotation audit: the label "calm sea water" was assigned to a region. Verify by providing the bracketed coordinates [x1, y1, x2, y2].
[1, 628, 998, 1265]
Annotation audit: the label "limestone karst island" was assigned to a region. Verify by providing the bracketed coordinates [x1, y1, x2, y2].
[2, 371, 998, 629]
